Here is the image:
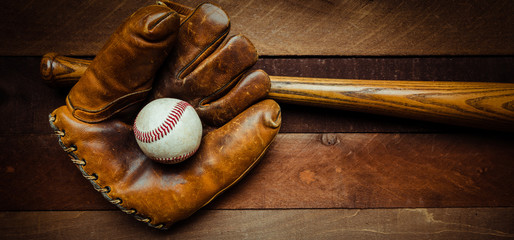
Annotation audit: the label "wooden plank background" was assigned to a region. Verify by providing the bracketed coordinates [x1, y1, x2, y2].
[1, 0, 513, 239]
[2, 209, 514, 239]
[1, 0, 513, 56]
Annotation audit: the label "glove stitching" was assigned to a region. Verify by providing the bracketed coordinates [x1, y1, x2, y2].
[71, 159, 86, 166]
[49, 113, 166, 230]
[151, 148, 198, 164]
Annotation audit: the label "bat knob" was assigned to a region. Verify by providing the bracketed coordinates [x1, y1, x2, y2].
[40, 52, 59, 85]
[40, 52, 88, 88]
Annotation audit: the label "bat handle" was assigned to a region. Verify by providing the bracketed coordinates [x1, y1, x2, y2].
[40, 52, 90, 87]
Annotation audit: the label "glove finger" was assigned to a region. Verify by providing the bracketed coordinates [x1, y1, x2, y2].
[152, 3, 231, 99]
[181, 35, 258, 104]
[67, 5, 180, 123]
[196, 70, 270, 126]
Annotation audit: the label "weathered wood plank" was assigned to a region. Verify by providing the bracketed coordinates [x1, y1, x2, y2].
[1, 133, 513, 210]
[2, 56, 513, 135]
[214, 133, 514, 209]
[1, 209, 513, 239]
[1, 0, 512, 56]
[255, 57, 514, 83]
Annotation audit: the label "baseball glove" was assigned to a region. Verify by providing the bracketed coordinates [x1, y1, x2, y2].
[49, 1, 281, 229]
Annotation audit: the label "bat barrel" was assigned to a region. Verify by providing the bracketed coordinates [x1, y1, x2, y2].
[269, 76, 514, 131]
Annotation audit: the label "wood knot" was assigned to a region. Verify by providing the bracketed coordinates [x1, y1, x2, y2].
[299, 170, 316, 185]
[321, 134, 339, 146]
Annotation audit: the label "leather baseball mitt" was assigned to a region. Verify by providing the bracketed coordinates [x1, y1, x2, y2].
[49, 1, 281, 229]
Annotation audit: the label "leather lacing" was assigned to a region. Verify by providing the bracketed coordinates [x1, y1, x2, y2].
[49, 114, 166, 230]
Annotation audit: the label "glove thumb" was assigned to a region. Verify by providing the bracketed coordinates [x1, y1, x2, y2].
[66, 5, 180, 123]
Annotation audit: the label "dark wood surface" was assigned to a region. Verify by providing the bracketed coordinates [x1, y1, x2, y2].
[1, 0, 513, 238]
[1, 0, 513, 56]
[2, 132, 514, 211]
[2, 209, 514, 239]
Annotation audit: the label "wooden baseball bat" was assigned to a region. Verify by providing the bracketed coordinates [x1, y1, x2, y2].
[41, 53, 514, 131]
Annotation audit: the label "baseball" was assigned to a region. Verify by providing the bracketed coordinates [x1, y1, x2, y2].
[133, 98, 202, 164]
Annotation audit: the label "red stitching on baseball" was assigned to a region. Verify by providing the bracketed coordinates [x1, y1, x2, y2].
[134, 101, 191, 143]
[150, 148, 198, 164]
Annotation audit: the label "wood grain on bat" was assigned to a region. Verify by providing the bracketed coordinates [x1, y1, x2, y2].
[269, 76, 514, 131]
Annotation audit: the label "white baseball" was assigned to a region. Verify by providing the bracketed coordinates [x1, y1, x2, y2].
[133, 98, 202, 164]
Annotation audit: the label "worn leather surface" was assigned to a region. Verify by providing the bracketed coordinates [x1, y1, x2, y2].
[66, 5, 180, 123]
[153, 1, 271, 126]
[50, 2, 281, 229]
